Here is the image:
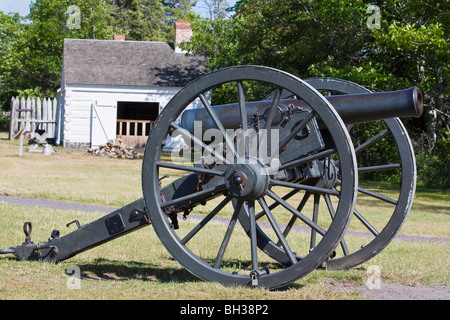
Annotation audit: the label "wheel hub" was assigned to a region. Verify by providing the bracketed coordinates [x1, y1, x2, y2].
[224, 160, 269, 200]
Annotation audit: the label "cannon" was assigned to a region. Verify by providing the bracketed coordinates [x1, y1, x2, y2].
[0, 66, 423, 289]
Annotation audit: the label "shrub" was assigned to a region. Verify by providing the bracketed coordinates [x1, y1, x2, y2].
[416, 131, 450, 188]
[0, 113, 9, 131]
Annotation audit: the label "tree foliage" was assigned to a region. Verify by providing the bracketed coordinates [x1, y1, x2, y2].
[0, 12, 26, 108]
[105, 0, 196, 41]
[0, 0, 448, 186]
[0, 0, 115, 108]
[0, 0, 197, 110]
[184, 0, 449, 186]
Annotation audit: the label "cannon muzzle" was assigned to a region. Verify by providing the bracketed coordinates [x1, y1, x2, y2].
[326, 86, 423, 124]
[180, 87, 423, 134]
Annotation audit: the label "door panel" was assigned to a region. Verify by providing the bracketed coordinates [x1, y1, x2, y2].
[91, 102, 117, 148]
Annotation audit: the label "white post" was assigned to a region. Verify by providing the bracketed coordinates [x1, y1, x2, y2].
[36, 97, 42, 123]
[52, 97, 57, 138]
[9, 97, 16, 140]
[31, 97, 36, 133]
[19, 133, 24, 157]
[19, 97, 25, 132]
[25, 97, 31, 133]
[43, 98, 48, 133]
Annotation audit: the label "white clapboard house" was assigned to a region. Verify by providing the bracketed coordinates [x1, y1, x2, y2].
[57, 22, 208, 149]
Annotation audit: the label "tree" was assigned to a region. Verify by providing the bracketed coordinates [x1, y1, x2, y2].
[0, 0, 115, 110]
[106, 0, 196, 41]
[184, 0, 449, 186]
[0, 12, 26, 109]
[200, 0, 231, 20]
[0, 0, 200, 111]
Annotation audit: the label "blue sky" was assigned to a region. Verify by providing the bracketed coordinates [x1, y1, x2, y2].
[0, 0, 32, 16]
[0, 0, 237, 18]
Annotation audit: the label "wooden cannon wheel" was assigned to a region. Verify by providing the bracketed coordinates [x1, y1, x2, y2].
[142, 66, 358, 289]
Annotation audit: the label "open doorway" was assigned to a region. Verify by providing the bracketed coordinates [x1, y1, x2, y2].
[116, 101, 159, 149]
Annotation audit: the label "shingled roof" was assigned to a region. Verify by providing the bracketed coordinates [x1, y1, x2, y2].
[62, 39, 208, 88]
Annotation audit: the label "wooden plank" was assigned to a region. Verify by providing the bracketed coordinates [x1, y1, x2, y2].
[9, 97, 16, 140]
[8, 94, 60, 141]
[25, 97, 31, 132]
[16, 119, 55, 123]
[46, 97, 52, 134]
[36, 97, 42, 121]
[31, 98, 36, 133]
[42, 97, 48, 133]
[51, 98, 57, 138]
[115, 119, 152, 149]
[19, 97, 25, 132]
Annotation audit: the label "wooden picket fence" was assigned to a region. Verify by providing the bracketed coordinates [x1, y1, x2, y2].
[9, 96, 58, 140]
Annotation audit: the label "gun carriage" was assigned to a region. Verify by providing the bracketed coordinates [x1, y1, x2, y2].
[0, 66, 423, 289]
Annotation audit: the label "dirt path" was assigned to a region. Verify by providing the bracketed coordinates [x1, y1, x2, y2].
[323, 279, 449, 300]
[1, 194, 449, 300]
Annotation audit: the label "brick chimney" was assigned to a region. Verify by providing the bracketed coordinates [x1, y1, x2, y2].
[174, 21, 192, 53]
[114, 35, 126, 41]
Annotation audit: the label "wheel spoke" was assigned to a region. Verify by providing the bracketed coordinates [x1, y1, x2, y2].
[358, 186, 398, 205]
[258, 197, 297, 265]
[323, 194, 349, 256]
[270, 179, 340, 196]
[237, 81, 249, 156]
[309, 194, 320, 250]
[170, 122, 229, 164]
[181, 195, 233, 245]
[244, 200, 259, 271]
[265, 189, 326, 236]
[353, 208, 379, 236]
[358, 163, 401, 173]
[255, 189, 300, 220]
[280, 192, 311, 239]
[355, 129, 389, 154]
[199, 93, 238, 160]
[334, 129, 391, 168]
[264, 87, 283, 131]
[213, 199, 243, 268]
[263, 87, 283, 159]
[157, 161, 225, 176]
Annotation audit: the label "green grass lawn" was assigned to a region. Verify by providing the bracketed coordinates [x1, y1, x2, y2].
[0, 132, 448, 299]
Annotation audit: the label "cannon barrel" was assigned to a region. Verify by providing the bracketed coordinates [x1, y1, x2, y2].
[180, 87, 423, 134]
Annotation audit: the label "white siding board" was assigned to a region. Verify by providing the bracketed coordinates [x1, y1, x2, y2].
[59, 84, 202, 148]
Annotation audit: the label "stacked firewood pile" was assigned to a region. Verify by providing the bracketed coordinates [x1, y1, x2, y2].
[87, 139, 142, 159]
